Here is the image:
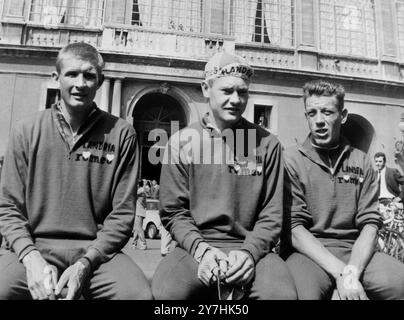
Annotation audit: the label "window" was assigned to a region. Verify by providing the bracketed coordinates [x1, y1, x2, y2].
[396, 0, 404, 60]
[230, 0, 295, 47]
[254, 105, 272, 130]
[319, 0, 376, 57]
[45, 89, 60, 109]
[3, 0, 25, 18]
[29, 0, 104, 27]
[134, 0, 203, 32]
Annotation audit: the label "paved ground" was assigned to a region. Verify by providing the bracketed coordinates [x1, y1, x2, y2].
[122, 237, 166, 283]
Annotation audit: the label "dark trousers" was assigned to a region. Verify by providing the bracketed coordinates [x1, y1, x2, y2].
[152, 246, 297, 300]
[0, 238, 152, 300]
[286, 246, 404, 300]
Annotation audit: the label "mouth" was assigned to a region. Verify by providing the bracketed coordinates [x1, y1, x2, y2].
[224, 108, 241, 113]
[315, 129, 328, 136]
[71, 93, 88, 100]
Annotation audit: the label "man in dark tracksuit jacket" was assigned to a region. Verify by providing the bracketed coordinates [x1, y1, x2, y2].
[0, 43, 152, 300]
[374, 152, 404, 205]
[283, 80, 404, 300]
[152, 52, 296, 300]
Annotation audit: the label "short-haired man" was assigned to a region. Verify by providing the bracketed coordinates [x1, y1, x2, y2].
[374, 152, 404, 206]
[0, 42, 152, 300]
[152, 52, 296, 300]
[283, 80, 404, 300]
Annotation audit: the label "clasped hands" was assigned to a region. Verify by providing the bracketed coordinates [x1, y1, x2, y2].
[197, 248, 255, 288]
[22, 250, 91, 300]
[334, 265, 368, 300]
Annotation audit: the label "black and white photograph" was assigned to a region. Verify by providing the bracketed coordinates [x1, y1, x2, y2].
[0, 0, 403, 313]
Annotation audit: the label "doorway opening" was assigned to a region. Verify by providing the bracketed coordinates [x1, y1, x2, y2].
[133, 92, 187, 182]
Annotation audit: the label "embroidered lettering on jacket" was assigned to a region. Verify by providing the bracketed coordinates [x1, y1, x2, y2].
[228, 155, 263, 176]
[338, 166, 364, 185]
[75, 152, 115, 164]
[82, 141, 115, 153]
[75, 141, 116, 165]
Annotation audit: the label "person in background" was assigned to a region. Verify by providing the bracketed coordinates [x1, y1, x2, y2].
[132, 180, 147, 250]
[374, 152, 404, 206]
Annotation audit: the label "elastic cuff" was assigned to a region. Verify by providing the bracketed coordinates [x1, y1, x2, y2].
[240, 244, 260, 264]
[18, 246, 38, 263]
[193, 242, 212, 263]
[12, 237, 36, 261]
[78, 256, 93, 272]
[84, 248, 104, 270]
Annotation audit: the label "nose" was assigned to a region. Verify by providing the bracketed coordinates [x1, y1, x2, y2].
[74, 74, 86, 88]
[229, 91, 241, 105]
[314, 113, 325, 125]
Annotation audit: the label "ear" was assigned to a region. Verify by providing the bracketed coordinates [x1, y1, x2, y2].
[52, 71, 59, 82]
[97, 74, 104, 89]
[341, 108, 348, 124]
[201, 81, 210, 99]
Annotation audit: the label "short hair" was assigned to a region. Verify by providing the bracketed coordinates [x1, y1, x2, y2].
[56, 42, 104, 76]
[303, 80, 345, 111]
[374, 152, 386, 162]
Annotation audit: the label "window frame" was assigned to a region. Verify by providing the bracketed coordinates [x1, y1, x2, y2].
[230, 0, 296, 48]
[318, 0, 377, 59]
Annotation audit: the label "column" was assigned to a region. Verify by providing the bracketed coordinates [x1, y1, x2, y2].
[100, 77, 111, 112]
[111, 78, 123, 118]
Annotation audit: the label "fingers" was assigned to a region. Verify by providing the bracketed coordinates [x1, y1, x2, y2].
[218, 259, 227, 280]
[225, 251, 253, 281]
[65, 280, 77, 300]
[226, 262, 253, 285]
[50, 266, 58, 289]
[55, 270, 69, 296]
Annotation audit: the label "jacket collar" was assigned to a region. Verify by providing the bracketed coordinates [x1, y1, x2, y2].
[298, 134, 352, 175]
[201, 112, 245, 136]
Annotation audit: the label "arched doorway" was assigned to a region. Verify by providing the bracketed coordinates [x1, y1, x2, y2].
[133, 93, 187, 181]
[342, 114, 375, 154]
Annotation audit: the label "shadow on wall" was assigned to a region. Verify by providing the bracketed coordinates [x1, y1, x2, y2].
[341, 114, 375, 154]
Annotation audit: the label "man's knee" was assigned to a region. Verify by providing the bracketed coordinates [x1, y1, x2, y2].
[0, 256, 29, 300]
[250, 253, 297, 300]
[116, 281, 153, 300]
[364, 253, 404, 300]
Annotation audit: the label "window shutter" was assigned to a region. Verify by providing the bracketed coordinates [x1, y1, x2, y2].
[210, 0, 225, 34]
[4, 0, 25, 18]
[104, 0, 128, 24]
[301, 0, 315, 45]
[381, 0, 397, 56]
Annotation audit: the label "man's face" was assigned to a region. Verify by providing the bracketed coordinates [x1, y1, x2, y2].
[202, 76, 249, 130]
[305, 95, 347, 148]
[53, 54, 102, 112]
[374, 156, 386, 171]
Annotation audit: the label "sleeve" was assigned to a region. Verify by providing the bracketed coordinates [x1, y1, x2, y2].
[0, 123, 37, 260]
[84, 131, 139, 268]
[355, 155, 383, 230]
[159, 135, 205, 257]
[283, 151, 313, 230]
[393, 169, 404, 200]
[240, 139, 284, 263]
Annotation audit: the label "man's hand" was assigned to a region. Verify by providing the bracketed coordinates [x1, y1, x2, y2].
[197, 248, 228, 287]
[55, 259, 91, 300]
[22, 250, 58, 300]
[335, 266, 368, 300]
[224, 250, 255, 286]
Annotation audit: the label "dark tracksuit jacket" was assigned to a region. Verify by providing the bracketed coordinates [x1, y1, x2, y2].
[0, 104, 139, 268]
[383, 167, 404, 201]
[159, 115, 284, 263]
[284, 136, 383, 249]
